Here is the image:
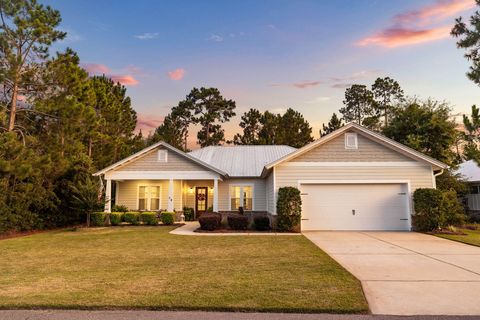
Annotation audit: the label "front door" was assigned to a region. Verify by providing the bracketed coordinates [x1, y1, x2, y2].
[195, 187, 208, 218]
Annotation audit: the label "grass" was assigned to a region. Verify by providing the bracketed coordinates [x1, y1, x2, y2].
[0, 226, 367, 313]
[435, 226, 480, 247]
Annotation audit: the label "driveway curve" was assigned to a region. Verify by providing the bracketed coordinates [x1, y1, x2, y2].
[303, 231, 480, 316]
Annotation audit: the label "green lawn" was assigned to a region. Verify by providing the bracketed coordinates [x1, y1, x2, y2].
[435, 227, 480, 247]
[0, 226, 367, 313]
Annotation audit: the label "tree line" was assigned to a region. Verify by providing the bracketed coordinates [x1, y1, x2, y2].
[2, 0, 480, 234]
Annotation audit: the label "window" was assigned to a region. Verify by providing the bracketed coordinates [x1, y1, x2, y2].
[138, 185, 161, 210]
[471, 185, 480, 194]
[230, 185, 253, 211]
[138, 186, 147, 210]
[150, 186, 160, 210]
[345, 133, 358, 149]
[158, 150, 168, 162]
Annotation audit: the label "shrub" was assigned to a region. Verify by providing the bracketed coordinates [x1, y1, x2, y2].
[140, 212, 158, 225]
[199, 213, 221, 231]
[91, 212, 106, 227]
[254, 215, 271, 231]
[413, 188, 466, 231]
[441, 190, 466, 227]
[183, 207, 195, 221]
[160, 211, 175, 225]
[228, 214, 248, 230]
[124, 212, 140, 225]
[112, 204, 129, 213]
[109, 212, 123, 226]
[276, 187, 302, 232]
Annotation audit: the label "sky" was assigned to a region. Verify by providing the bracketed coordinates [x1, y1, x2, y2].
[46, 0, 480, 148]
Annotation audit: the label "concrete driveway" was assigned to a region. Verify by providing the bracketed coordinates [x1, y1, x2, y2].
[303, 231, 480, 316]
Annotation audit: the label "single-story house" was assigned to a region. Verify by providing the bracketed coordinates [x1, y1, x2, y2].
[93, 122, 448, 231]
[455, 160, 480, 212]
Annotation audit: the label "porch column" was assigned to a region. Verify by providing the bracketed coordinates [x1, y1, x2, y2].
[104, 179, 112, 213]
[168, 178, 174, 212]
[213, 178, 219, 212]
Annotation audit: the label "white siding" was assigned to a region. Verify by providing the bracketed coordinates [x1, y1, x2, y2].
[116, 146, 206, 171]
[116, 180, 182, 211]
[292, 131, 413, 162]
[266, 171, 274, 214]
[275, 165, 434, 191]
[218, 178, 267, 211]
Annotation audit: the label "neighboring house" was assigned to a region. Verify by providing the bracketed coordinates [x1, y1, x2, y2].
[455, 160, 480, 211]
[93, 123, 448, 231]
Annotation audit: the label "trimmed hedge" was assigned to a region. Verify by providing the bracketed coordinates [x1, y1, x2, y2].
[199, 213, 221, 231]
[91, 212, 106, 227]
[276, 187, 302, 232]
[140, 212, 158, 225]
[160, 211, 175, 225]
[227, 214, 248, 230]
[183, 207, 194, 221]
[112, 204, 129, 213]
[413, 188, 466, 231]
[109, 212, 123, 226]
[124, 212, 140, 225]
[254, 215, 271, 231]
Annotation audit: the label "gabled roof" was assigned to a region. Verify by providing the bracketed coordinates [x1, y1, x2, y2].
[262, 122, 449, 175]
[454, 160, 480, 182]
[93, 141, 228, 177]
[189, 145, 296, 177]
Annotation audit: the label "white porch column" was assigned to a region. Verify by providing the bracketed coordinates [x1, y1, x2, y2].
[213, 178, 219, 212]
[168, 178, 174, 212]
[104, 179, 112, 213]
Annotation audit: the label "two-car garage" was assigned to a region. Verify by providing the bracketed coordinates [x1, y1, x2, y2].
[299, 182, 411, 231]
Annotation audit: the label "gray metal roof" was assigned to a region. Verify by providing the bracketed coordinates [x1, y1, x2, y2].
[189, 145, 296, 177]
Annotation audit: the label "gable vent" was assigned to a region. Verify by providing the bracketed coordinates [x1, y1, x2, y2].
[158, 149, 168, 162]
[345, 133, 358, 149]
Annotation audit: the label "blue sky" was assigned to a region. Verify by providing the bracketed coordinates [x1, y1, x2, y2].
[47, 0, 479, 145]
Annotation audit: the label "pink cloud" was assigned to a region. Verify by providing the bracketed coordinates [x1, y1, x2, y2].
[136, 114, 165, 133]
[168, 68, 185, 81]
[269, 80, 321, 89]
[394, 0, 475, 25]
[357, 0, 474, 48]
[83, 63, 110, 74]
[357, 26, 451, 48]
[110, 74, 139, 86]
[292, 81, 321, 89]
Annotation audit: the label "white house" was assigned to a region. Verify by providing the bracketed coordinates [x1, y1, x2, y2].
[93, 123, 448, 231]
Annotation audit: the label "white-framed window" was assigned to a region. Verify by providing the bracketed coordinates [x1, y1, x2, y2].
[345, 133, 358, 149]
[137, 185, 162, 211]
[229, 185, 253, 211]
[158, 149, 168, 162]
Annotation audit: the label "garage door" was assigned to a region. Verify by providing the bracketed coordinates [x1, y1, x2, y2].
[300, 183, 410, 231]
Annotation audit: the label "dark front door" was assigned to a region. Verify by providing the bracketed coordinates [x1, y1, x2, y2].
[195, 187, 208, 218]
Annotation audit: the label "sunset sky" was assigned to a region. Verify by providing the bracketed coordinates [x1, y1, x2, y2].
[47, 0, 479, 147]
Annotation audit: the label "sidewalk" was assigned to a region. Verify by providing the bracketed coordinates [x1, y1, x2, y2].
[0, 310, 476, 320]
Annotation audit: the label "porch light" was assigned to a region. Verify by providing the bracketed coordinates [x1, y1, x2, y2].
[188, 187, 194, 194]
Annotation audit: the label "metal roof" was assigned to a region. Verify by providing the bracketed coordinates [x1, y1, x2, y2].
[189, 145, 296, 177]
[454, 160, 480, 182]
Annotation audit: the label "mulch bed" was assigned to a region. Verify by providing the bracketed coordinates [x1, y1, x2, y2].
[428, 229, 467, 236]
[194, 228, 296, 233]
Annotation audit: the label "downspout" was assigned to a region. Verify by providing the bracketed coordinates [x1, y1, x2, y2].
[434, 169, 444, 178]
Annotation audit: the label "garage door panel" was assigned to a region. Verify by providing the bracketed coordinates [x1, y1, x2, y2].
[300, 183, 409, 231]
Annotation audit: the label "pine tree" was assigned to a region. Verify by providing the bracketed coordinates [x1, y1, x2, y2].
[320, 113, 343, 137]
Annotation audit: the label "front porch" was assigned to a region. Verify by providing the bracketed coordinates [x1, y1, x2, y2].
[104, 178, 220, 217]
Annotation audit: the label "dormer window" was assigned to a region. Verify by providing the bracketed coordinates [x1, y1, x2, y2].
[158, 149, 168, 162]
[345, 133, 358, 149]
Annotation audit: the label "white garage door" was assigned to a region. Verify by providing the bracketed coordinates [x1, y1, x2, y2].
[300, 183, 410, 231]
